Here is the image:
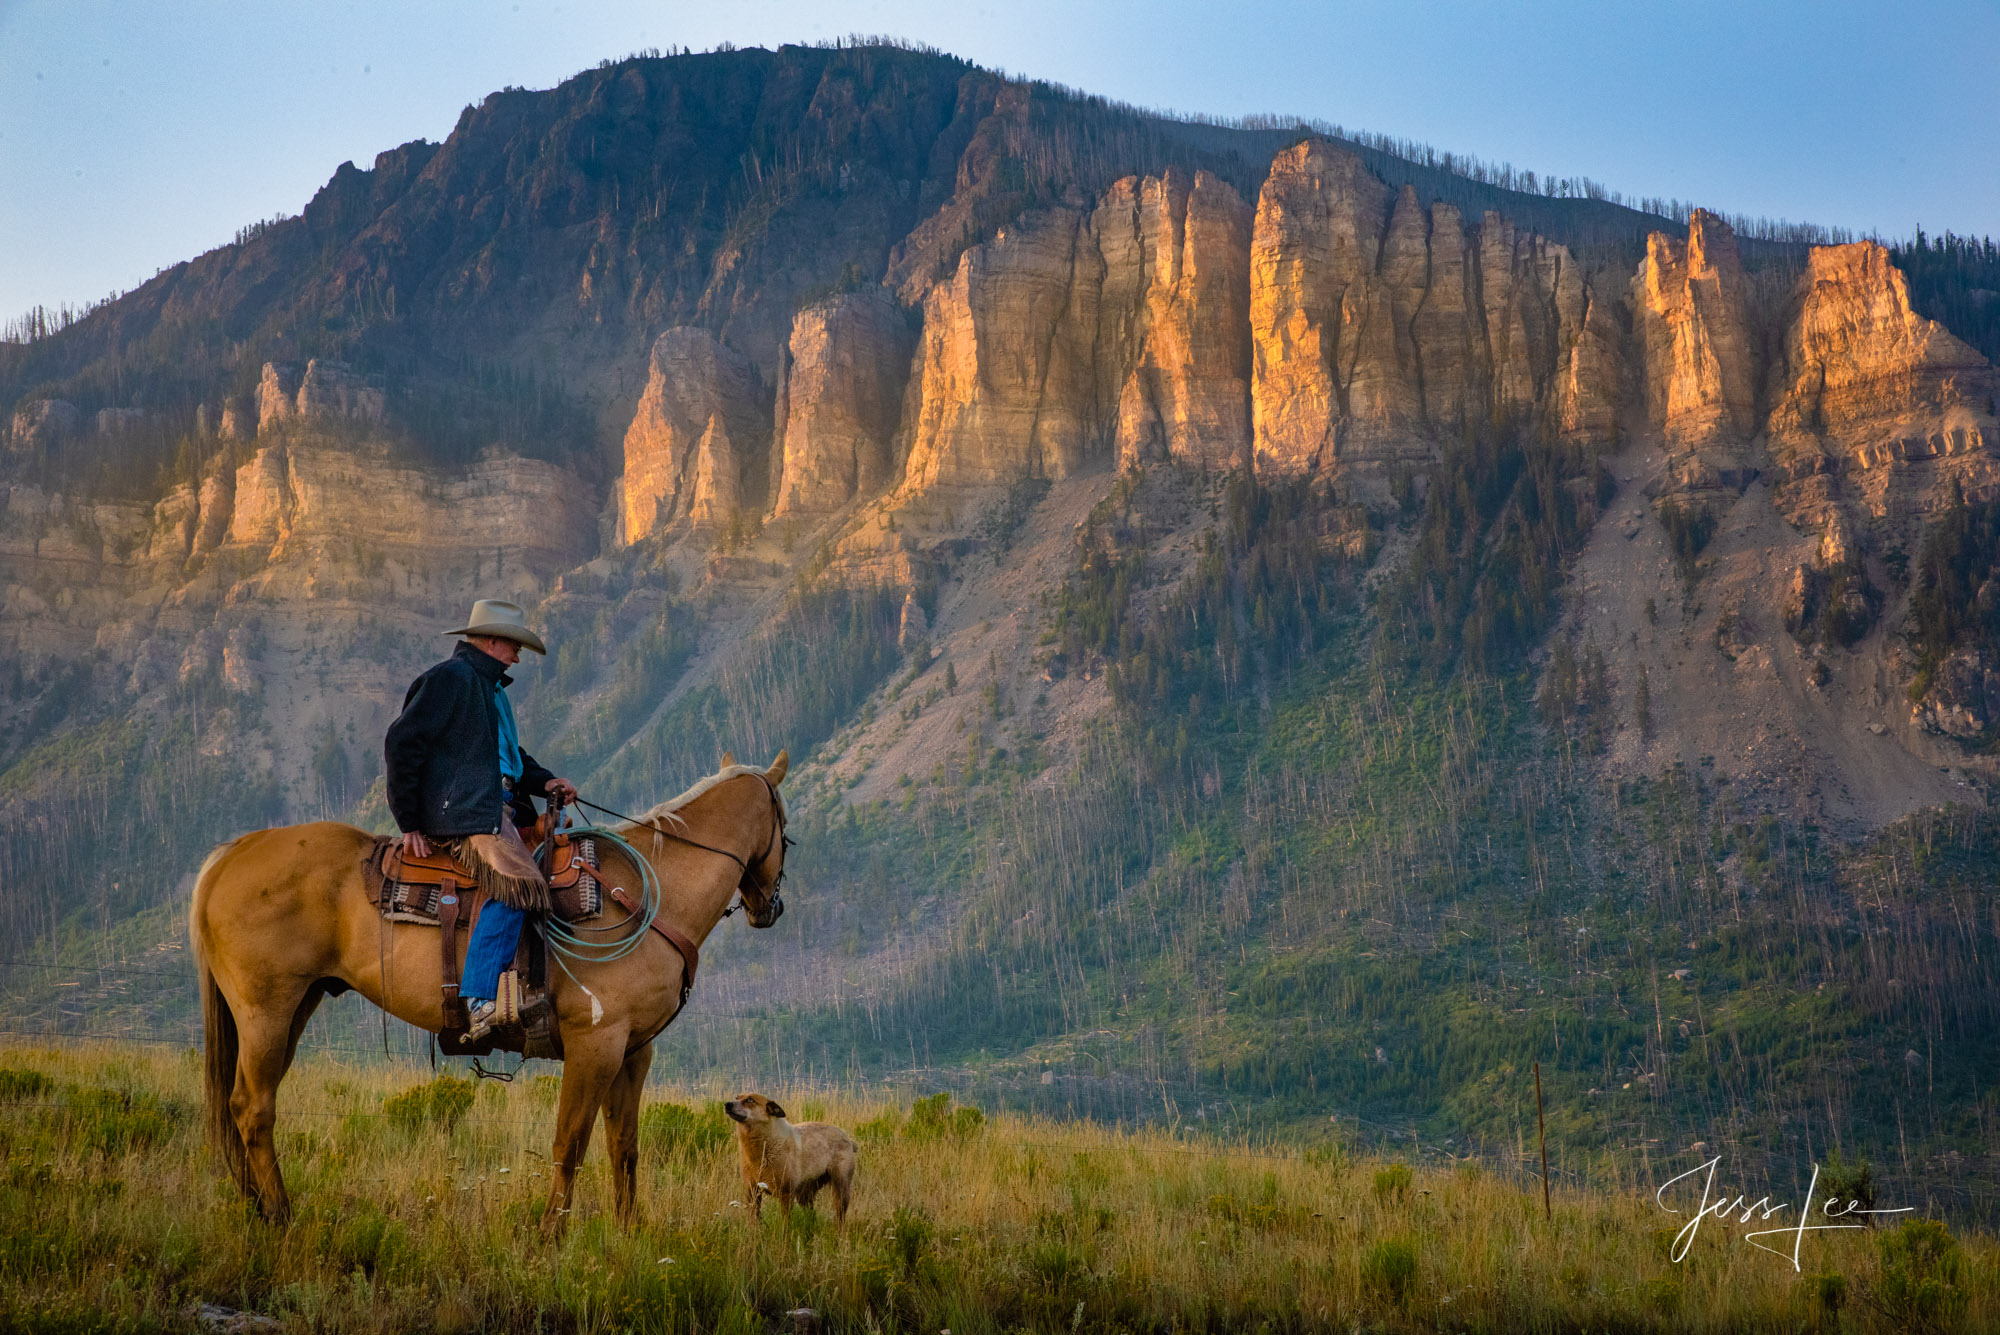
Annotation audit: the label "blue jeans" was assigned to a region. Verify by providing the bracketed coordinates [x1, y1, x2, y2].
[462, 900, 526, 1004]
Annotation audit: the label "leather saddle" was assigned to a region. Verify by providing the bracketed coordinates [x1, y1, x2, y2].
[360, 827, 601, 1061]
[360, 815, 699, 1060]
[363, 825, 602, 919]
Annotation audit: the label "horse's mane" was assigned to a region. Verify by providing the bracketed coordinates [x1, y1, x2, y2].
[635, 763, 786, 828]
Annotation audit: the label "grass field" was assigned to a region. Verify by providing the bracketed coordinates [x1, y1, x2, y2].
[0, 1040, 1992, 1334]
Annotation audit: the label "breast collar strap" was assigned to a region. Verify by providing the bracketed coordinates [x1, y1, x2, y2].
[604, 884, 700, 1009]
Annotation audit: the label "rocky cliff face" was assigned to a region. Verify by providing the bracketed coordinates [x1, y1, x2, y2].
[600, 143, 1991, 556]
[1092, 169, 1253, 472]
[1, 424, 596, 812]
[6, 45, 1983, 545]
[1605, 211, 2000, 777]
[619, 329, 770, 540]
[1634, 210, 1758, 451]
[1558, 272, 1624, 443]
[1248, 142, 1396, 475]
[253, 360, 385, 435]
[1246, 144, 1620, 484]
[894, 168, 1260, 493]
[5, 438, 589, 636]
[900, 208, 1101, 490]
[7, 399, 81, 452]
[742, 143, 1635, 513]
[215, 440, 588, 579]
[296, 359, 386, 425]
[1622, 213, 1996, 522]
[1625, 213, 1998, 527]
[258, 364, 300, 433]
[218, 399, 252, 440]
[1405, 202, 1478, 431]
[1768, 241, 1992, 480]
[772, 292, 912, 516]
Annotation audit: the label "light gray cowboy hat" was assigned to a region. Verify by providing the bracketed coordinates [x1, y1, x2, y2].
[444, 599, 547, 655]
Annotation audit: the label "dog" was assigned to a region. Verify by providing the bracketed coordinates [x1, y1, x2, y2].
[723, 1093, 857, 1223]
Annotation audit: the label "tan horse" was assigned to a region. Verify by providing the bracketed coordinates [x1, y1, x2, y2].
[190, 754, 790, 1228]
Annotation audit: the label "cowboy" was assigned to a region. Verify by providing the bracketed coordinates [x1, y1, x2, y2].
[384, 598, 577, 1041]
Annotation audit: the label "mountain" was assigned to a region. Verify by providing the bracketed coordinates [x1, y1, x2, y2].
[4, 42, 1998, 1215]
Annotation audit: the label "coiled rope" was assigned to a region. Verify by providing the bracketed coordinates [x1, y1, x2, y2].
[535, 816, 664, 996]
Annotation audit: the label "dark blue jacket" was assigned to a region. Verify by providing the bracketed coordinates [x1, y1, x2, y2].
[384, 641, 556, 837]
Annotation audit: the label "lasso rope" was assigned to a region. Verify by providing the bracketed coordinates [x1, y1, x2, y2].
[536, 820, 663, 995]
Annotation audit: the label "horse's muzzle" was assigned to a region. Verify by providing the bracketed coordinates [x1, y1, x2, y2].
[750, 890, 784, 928]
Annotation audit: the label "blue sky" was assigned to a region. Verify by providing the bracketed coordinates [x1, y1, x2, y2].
[2, 0, 1995, 317]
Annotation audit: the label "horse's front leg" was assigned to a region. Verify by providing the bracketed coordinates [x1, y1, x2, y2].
[542, 1026, 627, 1236]
[603, 1042, 654, 1228]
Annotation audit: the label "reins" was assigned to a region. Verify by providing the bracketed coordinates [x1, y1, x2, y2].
[572, 778, 790, 920]
[572, 795, 751, 871]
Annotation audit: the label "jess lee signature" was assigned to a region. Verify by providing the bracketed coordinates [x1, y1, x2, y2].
[1654, 1158, 1912, 1268]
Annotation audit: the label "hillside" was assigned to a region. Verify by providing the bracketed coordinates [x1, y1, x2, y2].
[3, 42, 1998, 1221]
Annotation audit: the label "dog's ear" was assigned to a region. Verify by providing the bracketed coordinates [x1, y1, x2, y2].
[765, 1101, 787, 1120]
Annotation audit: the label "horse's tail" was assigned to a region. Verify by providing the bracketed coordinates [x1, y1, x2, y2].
[191, 839, 250, 1192]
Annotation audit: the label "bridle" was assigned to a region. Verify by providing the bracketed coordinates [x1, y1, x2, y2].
[572, 773, 790, 925]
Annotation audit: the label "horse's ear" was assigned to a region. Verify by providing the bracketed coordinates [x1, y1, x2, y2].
[721, 750, 735, 768]
[766, 750, 789, 785]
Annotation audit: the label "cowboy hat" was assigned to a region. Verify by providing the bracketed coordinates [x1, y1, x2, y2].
[444, 599, 548, 655]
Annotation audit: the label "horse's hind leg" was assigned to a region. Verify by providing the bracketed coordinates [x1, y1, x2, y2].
[284, 981, 331, 1065]
[229, 1006, 306, 1224]
[603, 1043, 654, 1228]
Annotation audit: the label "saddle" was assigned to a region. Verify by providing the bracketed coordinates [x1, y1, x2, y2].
[360, 811, 701, 1060]
[360, 822, 604, 1060]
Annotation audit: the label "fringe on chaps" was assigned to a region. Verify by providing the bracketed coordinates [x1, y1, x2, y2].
[449, 833, 551, 912]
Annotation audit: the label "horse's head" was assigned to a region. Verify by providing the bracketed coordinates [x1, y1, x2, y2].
[736, 751, 791, 929]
